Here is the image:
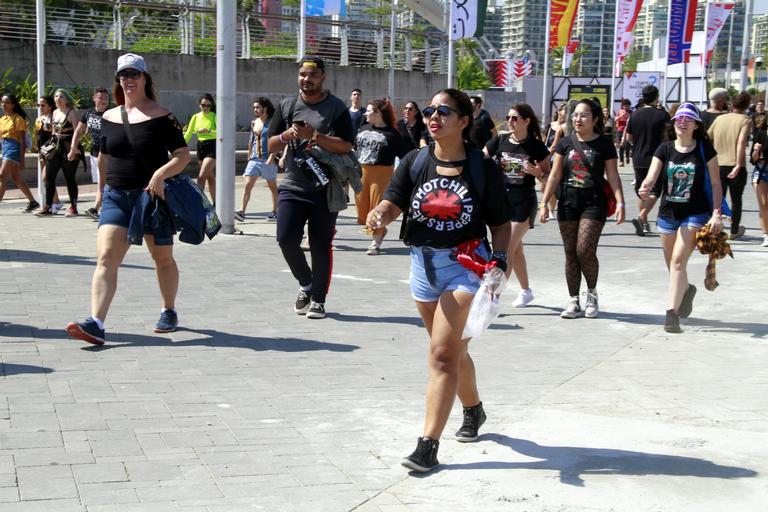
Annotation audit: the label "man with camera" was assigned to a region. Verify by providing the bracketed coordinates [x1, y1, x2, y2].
[268, 56, 354, 319]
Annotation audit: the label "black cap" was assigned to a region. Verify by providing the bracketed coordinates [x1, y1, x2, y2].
[299, 56, 325, 72]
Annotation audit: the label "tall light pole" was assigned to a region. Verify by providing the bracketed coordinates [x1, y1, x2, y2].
[36, 0, 46, 205]
[216, 0, 235, 234]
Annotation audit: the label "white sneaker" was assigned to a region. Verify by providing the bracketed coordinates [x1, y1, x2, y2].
[512, 288, 534, 308]
[762, 234, 768, 247]
[560, 297, 583, 319]
[584, 290, 599, 318]
[366, 242, 381, 255]
[51, 202, 63, 214]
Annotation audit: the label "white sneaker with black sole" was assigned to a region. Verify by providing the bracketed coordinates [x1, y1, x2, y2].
[306, 302, 326, 319]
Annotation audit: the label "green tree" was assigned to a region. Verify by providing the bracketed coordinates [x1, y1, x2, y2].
[550, 44, 590, 76]
[456, 40, 490, 90]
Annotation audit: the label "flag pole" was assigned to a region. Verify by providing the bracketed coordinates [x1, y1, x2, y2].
[298, 0, 306, 60]
[662, 0, 672, 107]
[610, 0, 620, 114]
[447, 1, 454, 87]
[541, 0, 552, 127]
[36, 0, 46, 205]
[700, 0, 709, 108]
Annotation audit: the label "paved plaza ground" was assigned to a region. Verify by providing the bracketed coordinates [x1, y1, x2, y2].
[1, 168, 767, 511]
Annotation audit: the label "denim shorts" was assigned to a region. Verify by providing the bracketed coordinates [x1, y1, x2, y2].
[244, 158, 278, 180]
[656, 212, 710, 235]
[1, 138, 21, 164]
[753, 164, 768, 184]
[409, 244, 489, 302]
[99, 185, 173, 245]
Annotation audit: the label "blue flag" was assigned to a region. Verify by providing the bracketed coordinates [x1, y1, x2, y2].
[306, 0, 346, 17]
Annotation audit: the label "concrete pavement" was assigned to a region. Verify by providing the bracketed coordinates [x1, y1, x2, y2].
[1, 169, 767, 511]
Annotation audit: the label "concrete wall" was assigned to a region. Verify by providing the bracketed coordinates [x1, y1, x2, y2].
[4, 43, 448, 128]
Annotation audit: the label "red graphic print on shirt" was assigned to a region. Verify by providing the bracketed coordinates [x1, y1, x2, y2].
[411, 176, 475, 232]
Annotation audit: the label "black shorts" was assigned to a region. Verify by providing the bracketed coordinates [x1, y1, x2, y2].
[557, 186, 607, 222]
[506, 186, 537, 229]
[634, 167, 662, 198]
[197, 139, 216, 161]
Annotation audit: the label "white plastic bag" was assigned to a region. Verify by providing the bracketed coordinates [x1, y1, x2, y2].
[462, 267, 508, 340]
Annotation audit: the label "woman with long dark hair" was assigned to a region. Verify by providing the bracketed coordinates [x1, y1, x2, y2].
[484, 103, 550, 307]
[35, 89, 81, 216]
[235, 96, 279, 221]
[34, 95, 64, 212]
[366, 89, 511, 473]
[66, 53, 190, 345]
[184, 93, 217, 202]
[0, 93, 38, 210]
[638, 102, 723, 333]
[540, 99, 625, 319]
[355, 98, 408, 254]
[396, 100, 426, 152]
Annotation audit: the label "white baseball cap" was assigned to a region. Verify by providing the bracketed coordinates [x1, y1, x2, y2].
[116, 53, 147, 75]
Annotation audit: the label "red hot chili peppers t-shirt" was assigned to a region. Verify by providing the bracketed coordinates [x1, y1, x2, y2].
[383, 145, 511, 248]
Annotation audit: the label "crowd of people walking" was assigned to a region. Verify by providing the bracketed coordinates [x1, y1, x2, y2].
[1, 52, 765, 476]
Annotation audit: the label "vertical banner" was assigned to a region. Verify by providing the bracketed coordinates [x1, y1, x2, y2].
[450, 0, 488, 40]
[614, 0, 644, 77]
[549, 0, 581, 49]
[305, 0, 346, 16]
[701, 2, 735, 66]
[667, 0, 699, 65]
[485, 57, 533, 88]
[562, 40, 580, 74]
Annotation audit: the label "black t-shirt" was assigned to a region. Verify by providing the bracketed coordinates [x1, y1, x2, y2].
[485, 135, 550, 189]
[81, 109, 105, 156]
[349, 108, 364, 134]
[396, 118, 426, 153]
[99, 114, 187, 190]
[753, 130, 768, 163]
[469, 109, 495, 149]
[383, 145, 511, 248]
[268, 93, 354, 192]
[626, 106, 670, 168]
[355, 124, 409, 166]
[556, 134, 617, 189]
[654, 139, 717, 220]
[700, 110, 727, 131]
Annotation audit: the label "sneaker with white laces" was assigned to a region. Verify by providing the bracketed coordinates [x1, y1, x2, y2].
[584, 290, 599, 318]
[22, 200, 40, 213]
[512, 288, 534, 308]
[234, 210, 245, 222]
[294, 290, 311, 314]
[560, 296, 583, 319]
[306, 301, 326, 319]
[366, 242, 381, 255]
[762, 234, 768, 247]
[266, 211, 278, 221]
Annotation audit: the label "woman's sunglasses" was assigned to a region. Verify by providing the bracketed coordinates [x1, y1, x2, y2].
[506, 115, 522, 123]
[200, 102, 212, 108]
[422, 105, 458, 118]
[117, 69, 142, 80]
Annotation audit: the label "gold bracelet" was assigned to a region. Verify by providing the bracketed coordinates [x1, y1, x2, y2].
[538, 202, 548, 209]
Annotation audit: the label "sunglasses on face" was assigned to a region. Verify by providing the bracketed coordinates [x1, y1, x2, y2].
[506, 115, 522, 123]
[675, 116, 696, 124]
[200, 103, 212, 107]
[117, 69, 142, 80]
[422, 105, 458, 118]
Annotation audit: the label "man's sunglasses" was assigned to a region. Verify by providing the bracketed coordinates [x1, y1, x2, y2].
[422, 105, 458, 118]
[117, 69, 142, 80]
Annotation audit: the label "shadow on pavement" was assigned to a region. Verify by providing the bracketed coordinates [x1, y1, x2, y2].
[83, 328, 359, 353]
[1, 363, 54, 376]
[326, 312, 423, 327]
[432, 435, 758, 486]
[0, 249, 151, 270]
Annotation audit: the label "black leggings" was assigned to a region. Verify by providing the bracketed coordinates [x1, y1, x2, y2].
[45, 151, 79, 207]
[276, 188, 338, 304]
[719, 166, 747, 234]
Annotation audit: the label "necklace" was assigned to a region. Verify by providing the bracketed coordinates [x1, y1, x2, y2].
[510, 133, 528, 144]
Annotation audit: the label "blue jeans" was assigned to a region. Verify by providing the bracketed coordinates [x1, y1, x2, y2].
[409, 244, 488, 302]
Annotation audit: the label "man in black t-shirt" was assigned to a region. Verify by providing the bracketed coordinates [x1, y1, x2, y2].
[267, 57, 354, 319]
[625, 85, 670, 236]
[701, 88, 729, 131]
[69, 87, 110, 220]
[469, 96, 497, 149]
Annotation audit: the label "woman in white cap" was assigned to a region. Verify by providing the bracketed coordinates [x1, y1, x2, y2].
[66, 53, 191, 345]
[638, 102, 723, 333]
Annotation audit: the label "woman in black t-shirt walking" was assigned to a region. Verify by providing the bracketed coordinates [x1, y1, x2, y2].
[638, 102, 723, 333]
[484, 103, 550, 308]
[540, 99, 625, 319]
[66, 53, 191, 346]
[366, 89, 511, 473]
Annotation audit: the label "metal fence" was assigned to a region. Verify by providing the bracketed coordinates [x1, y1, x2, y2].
[0, 0, 447, 73]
